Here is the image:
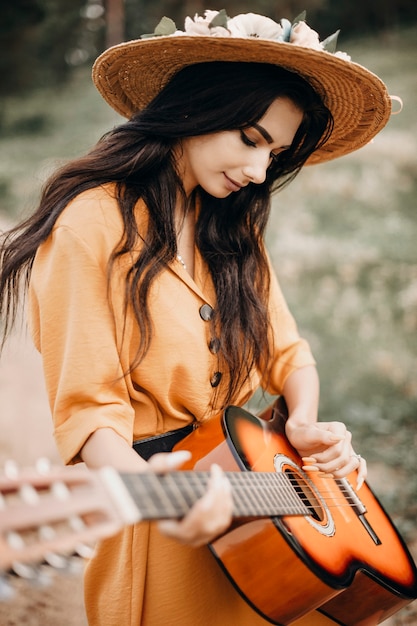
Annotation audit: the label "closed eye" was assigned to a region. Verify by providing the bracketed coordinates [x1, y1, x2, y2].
[240, 130, 289, 163]
[240, 130, 257, 148]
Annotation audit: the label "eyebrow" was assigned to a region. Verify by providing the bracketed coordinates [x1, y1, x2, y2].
[253, 122, 274, 143]
[252, 122, 292, 150]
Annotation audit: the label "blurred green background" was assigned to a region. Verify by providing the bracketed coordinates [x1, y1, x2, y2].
[0, 0, 416, 592]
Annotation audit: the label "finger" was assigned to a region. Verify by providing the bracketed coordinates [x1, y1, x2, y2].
[315, 421, 348, 445]
[147, 450, 192, 473]
[307, 451, 367, 488]
[188, 464, 232, 535]
[353, 454, 367, 490]
[201, 463, 232, 511]
[302, 432, 353, 472]
[332, 453, 367, 487]
[296, 423, 346, 454]
[158, 464, 232, 547]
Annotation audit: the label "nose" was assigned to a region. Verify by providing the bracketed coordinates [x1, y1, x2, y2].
[242, 150, 270, 185]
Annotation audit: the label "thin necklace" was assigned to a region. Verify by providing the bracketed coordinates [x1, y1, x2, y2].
[176, 254, 187, 270]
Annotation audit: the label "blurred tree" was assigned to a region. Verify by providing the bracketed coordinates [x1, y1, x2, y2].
[314, 0, 417, 35]
[0, 0, 45, 95]
[105, 0, 124, 47]
[35, 0, 87, 86]
[0, 0, 98, 97]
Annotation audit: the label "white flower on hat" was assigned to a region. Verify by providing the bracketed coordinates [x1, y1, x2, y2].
[334, 50, 352, 61]
[290, 21, 323, 51]
[227, 13, 284, 40]
[184, 10, 231, 37]
[143, 9, 351, 63]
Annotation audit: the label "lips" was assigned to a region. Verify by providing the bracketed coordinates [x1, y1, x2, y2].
[224, 173, 244, 192]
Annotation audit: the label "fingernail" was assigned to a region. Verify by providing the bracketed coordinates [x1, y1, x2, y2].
[302, 465, 319, 472]
[166, 450, 192, 468]
[356, 477, 364, 491]
[302, 457, 317, 464]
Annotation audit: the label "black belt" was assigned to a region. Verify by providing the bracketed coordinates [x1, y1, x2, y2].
[132, 423, 195, 461]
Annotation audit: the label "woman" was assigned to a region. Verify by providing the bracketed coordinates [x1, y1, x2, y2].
[0, 10, 391, 626]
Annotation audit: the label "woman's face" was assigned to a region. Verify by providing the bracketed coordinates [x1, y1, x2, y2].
[179, 97, 303, 197]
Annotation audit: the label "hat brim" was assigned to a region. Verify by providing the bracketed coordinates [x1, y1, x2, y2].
[92, 35, 391, 165]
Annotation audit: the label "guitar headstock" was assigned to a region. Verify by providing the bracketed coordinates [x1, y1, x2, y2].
[0, 459, 140, 577]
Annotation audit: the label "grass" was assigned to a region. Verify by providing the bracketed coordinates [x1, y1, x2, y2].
[0, 69, 121, 218]
[0, 25, 416, 540]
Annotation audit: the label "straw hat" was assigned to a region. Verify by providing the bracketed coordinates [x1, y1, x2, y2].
[92, 10, 392, 165]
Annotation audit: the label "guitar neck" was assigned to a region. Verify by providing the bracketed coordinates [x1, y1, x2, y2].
[0, 465, 306, 576]
[117, 469, 308, 520]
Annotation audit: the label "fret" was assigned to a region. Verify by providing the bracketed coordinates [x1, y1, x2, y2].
[258, 474, 282, 515]
[231, 473, 272, 517]
[163, 473, 208, 515]
[163, 473, 196, 511]
[120, 471, 308, 520]
[174, 470, 201, 506]
[123, 473, 181, 518]
[230, 474, 260, 516]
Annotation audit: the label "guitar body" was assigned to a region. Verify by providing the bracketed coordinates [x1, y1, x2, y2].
[174, 402, 417, 625]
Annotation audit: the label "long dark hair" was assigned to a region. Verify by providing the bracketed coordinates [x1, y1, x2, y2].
[0, 61, 332, 406]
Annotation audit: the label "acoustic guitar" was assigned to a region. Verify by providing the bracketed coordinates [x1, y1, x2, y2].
[1, 401, 416, 625]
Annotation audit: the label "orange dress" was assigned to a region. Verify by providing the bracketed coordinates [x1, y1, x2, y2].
[28, 185, 316, 625]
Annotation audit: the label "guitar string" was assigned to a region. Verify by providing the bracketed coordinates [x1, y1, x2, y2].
[130, 473, 364, 502]
[124, 472, 366, 516]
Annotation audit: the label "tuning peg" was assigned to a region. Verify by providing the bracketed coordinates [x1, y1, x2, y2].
[74, 543, 95, 559]
[19, 483, 40, 505]
[6, 531, 25, 551]
[69, 514, 86, 532]
[11, 561, 40, 580]
[51, 480, 71, 501]
[43, 551, 71, 570]
[3, 460, 19, 480]
[0, 575, 14, 601]
[11, 562, 52, 588]
[67, 555, 85, 575]
[35, 458, 52, 475]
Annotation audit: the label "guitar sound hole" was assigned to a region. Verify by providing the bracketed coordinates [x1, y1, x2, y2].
[284, 469, 324, 523]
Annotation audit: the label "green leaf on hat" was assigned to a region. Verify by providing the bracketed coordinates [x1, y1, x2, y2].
[292, 11, 307, 24]
[322, 30, 340, 53]
[209, 9, 229, 29]
[140, 16, 177, 38]
[154, 16, 177, 36]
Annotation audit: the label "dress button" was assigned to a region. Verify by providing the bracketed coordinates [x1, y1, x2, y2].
[199, 304, 214, 321]
[210, 371, 222, 387]
[208, 338, 220, 354]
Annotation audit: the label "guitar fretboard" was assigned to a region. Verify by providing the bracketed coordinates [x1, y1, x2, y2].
[120, 471, 308, 520]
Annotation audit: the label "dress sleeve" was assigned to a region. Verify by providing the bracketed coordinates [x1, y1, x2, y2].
[262, 261, 316, 395]
[28, 221, 135, 465]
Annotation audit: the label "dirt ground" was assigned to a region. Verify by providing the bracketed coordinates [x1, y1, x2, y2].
[0, 330, 88, 625]
[0, 329, 416, 625]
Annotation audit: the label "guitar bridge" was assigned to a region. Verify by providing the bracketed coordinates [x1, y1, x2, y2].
[337, 478, 382, 545]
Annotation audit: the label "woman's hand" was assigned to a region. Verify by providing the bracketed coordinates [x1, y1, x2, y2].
[149, 452, 233, 547]
[285, 419, 367, 490]
[281, 366, 366, 490]
[82, 431, 233, 547]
